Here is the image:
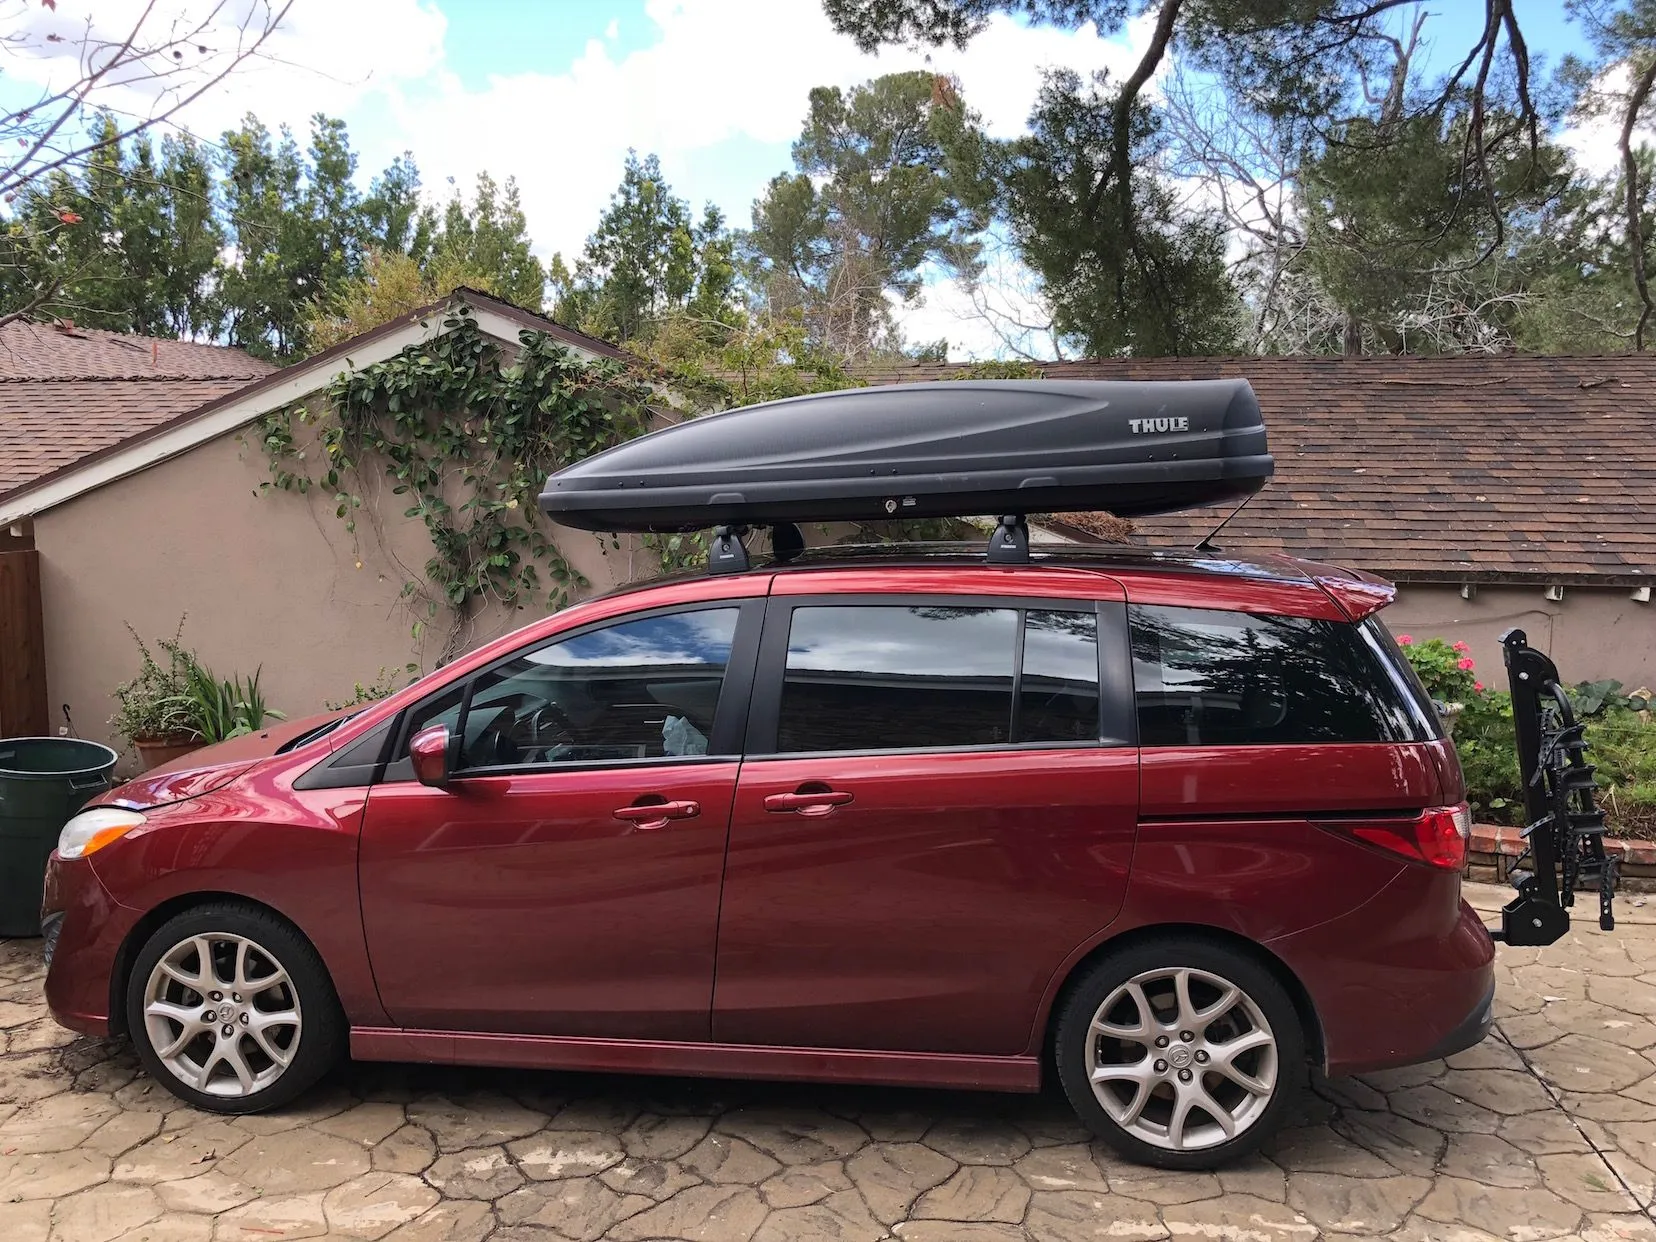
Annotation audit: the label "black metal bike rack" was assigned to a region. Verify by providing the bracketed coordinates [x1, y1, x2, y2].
[1494, 628, 1617, 945]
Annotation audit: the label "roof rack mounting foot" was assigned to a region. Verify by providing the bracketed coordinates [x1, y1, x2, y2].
[987, 514, 1029, 565]
[770, 522, 804, 564]
[709, 525, 750, 574]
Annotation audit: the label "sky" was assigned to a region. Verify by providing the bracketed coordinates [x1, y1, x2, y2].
[0, 0, 1628, 358]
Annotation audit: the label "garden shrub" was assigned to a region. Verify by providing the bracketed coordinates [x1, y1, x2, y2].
[1396, 635, 1656, 838]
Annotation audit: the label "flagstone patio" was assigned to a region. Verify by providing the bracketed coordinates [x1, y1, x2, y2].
[0, 884, 1651, 1242]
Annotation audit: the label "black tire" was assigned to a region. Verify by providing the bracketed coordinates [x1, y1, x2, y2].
[1053, 936, 1305, 1170]
[125, 901, 344, 1114]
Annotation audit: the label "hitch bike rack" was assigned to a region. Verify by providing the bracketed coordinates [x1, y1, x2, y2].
[1493, 628, 1618, 946]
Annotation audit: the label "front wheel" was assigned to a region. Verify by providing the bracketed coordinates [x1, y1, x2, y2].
[125, 902, 344, 1113]
[1053, 937, 1304, 1169]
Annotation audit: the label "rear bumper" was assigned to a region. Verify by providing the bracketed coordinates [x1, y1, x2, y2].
[1420, 975, 1495, 1063]
[1268, 881, 1496, 1077]
[41, 852, 130, 1038]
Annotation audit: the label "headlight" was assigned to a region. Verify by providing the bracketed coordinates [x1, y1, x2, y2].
[58, 807, 146, 860]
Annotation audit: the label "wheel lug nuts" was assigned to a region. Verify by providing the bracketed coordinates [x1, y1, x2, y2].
[202, 1010, 215, 1023]
[1178, 1068, 1193, 1083]
[209, 991, 222, 1002]
[1154, 1035, 1169, 1048]
[232, 993, 242, 1003]
[1195, 1050, 1209, 1064]
[239, 1013, 250, 1025]
[1180, 1030, 1194, 1042]
[221, 1024, 234, 1038]
[1153, 1059, 1168, 1073]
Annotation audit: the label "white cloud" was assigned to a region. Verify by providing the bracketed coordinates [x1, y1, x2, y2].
[1559, 62, 1656, 177]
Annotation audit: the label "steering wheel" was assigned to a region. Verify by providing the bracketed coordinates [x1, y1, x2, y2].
[518, 702, 576, 761]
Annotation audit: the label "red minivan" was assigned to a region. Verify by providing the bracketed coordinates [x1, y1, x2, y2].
[41, 546, 1494, 1169]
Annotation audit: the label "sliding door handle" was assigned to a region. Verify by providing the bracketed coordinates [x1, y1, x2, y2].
[613, 800, 700, 830]
[764, 789, 854, 816]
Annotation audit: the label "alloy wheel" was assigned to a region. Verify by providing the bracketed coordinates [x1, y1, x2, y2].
[1083, 965, 1278, 1152]
[142, 932, 303, 1098]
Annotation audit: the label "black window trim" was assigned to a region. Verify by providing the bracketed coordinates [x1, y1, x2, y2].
[307, 598, 765, 788]
[745, 592, 1134, 760]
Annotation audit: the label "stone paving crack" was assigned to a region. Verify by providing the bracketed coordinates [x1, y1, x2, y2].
[1492, 1019, 1656, 1223]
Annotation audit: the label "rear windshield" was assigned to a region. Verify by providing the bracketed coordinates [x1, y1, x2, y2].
[1129, 604, 1439, 746]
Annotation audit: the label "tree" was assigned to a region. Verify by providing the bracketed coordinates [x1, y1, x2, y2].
[826, 0, 1552, 355]
[303, 248, 501, 352]
[1566, 0, 1656, 347]
[745, 71, 985, 361]
[426, 173, 546, 312]
[553, 153, 740, 347]
[556, 153, 694, 343]
[0, 0, 291, 328]
[994, 69, 1238, 355]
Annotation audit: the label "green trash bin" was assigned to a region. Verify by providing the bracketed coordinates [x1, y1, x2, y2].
[0, 738, 119, 937]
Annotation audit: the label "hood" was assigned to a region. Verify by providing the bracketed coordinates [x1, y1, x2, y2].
[106, 709, 354, 810]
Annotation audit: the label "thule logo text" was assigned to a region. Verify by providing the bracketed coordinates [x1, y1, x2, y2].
[1129, 417, 1189, 434]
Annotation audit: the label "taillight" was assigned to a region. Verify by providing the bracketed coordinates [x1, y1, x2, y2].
[1327, 804, 1470, 870]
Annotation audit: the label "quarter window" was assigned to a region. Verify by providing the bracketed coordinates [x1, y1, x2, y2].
[775, 604, 1101, 753]
[1130, 604, 1427, 746]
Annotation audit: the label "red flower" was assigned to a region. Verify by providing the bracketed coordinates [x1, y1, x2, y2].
[1397, 635, 1413, 646]
[1474, 682, 1485, 692]
[56, 210, 82, 225]
[1452, 640, 1470, 653]
[1457, 658, 1475, 671]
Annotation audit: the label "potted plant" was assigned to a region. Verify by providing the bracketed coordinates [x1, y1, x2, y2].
[182, 658, 284, 742]
[112, 620, 287, 769]
[110, 620, 201, 769]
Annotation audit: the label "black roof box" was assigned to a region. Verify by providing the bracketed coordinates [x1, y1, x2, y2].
[539, 379, 1272, 533]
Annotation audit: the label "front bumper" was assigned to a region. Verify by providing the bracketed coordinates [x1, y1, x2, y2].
[41, 852, 129, 1038]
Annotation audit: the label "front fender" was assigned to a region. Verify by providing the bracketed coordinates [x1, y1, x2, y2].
[88, 782, 387, 1029]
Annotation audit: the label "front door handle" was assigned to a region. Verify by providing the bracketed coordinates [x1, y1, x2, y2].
[613, 800, 700, 830]
[764, 789, 854, 816]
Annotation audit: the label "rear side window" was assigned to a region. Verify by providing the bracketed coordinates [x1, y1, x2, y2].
[1130, 604, 1430, 746]
[775, 604, 1101, 753]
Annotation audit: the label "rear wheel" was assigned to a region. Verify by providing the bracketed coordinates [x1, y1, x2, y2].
[1053, 937, 1304, 1169]
[125, 903, 343, 1113]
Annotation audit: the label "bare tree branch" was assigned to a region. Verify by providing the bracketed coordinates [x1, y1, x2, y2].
[1621, 56, 1656, 349]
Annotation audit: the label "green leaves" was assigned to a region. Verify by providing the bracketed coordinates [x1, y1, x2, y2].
[257, 307, 656, 625]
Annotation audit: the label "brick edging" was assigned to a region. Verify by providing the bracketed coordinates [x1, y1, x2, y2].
[1471, 823, 1656, 866]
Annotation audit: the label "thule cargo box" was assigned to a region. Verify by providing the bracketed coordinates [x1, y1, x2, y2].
[539, 379, 1272, 533]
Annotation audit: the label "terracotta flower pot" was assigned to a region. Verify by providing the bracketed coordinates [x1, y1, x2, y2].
[134, 736, 201, 771]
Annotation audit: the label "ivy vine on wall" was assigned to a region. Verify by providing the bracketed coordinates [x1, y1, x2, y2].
[255, 305, 658, 655]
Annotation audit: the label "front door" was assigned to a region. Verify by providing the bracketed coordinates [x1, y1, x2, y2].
[712, 594, 1139, 1056]
[360, 602, 758, 1040]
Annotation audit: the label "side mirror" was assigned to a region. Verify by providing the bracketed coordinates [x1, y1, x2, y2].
[409, 724, 457, 789]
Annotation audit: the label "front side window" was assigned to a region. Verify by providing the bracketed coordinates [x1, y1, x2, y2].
[775, 604, 1101, 754]
[1130, 604, 1428, 746]
[392, 608, 740, 777]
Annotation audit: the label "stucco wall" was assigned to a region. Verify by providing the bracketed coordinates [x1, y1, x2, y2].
[1386, 583, 1655, 692]
[35, 428, 649, 762]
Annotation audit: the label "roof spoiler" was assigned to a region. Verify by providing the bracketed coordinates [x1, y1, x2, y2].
[1314, 573, 1397, 621]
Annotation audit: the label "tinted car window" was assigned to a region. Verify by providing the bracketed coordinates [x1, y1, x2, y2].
[454, 608, 741, 770]
[778, 606, 1017, 752]
[383, 609, 740, 780]
[1130, 604, 1426, 746]
[1020, 609, 1101, 743]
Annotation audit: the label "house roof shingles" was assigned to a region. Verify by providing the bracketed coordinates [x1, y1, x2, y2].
[0, 320, 273, 502]
[860, 355, 1656, 583]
